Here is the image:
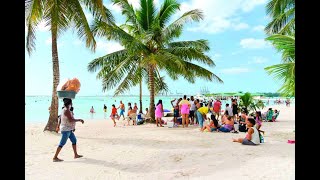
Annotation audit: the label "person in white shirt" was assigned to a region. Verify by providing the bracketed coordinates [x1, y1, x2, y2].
[189, 96, 196, 125]
[232, 117, 260, 145]
[225, 103, 233, 117]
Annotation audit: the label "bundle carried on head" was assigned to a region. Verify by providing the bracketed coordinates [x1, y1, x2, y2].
[57, 78, 81, 93]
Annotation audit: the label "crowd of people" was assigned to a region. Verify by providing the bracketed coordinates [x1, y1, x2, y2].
[52, 95, 288, 161]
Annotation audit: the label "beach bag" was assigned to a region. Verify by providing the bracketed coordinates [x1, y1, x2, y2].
[239, 123, 247, 132]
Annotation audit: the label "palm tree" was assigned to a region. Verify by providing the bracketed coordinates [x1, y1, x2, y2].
[25, 0, 114, 131]
[239, 92, 258, 114]
[264, 0, 295, 97]
[264, 34, 295, 97]
[88, 0, 223, 121]
[265, 0, 295, 35]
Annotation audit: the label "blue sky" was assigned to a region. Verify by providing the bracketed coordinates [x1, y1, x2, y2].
[25, 0, 283, 96]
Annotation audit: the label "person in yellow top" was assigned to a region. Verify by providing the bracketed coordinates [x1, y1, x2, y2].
[196, 105, 209, 129]
[179, 95, 191, 128]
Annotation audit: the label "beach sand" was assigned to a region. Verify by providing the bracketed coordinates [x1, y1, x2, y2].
[26, 105, 295, 180]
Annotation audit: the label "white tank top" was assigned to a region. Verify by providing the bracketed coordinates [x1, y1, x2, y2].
[60, 107, 75, 132]
[249, 127, 260, 145]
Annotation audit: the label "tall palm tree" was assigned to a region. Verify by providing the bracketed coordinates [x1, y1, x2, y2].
[25, 0, 114, 131]
[264, 0, 295, 97]
[88, 0, 223, 121]
[265, 0, 295, 35]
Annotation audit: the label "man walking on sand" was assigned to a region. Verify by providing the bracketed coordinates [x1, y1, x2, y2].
[118, 100, 125, 120]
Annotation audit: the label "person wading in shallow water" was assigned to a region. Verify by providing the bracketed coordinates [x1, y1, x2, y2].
[53, 98, 84, 162]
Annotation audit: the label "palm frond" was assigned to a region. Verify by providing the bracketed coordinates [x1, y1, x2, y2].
[68, 0, 97, 51]
[266, 34, 295, 62]
[91, 20, 149, 54]
[81, 0, 112, 22]
[167, 39, 210, 51]
[162, 9, 203, 42]
[112, 0, 143, 32]
[157, 0, 180, 28]
[88, 49, 128, 72]
[136, 0, 156, 31]
[43, 0, 71, 38]
[25, 0, 43, 55]
[165, 47, 214, 66]
[265, 6, 295, 35]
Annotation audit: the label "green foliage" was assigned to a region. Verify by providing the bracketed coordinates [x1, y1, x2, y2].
[88, 0, 223, 96]
[239, 92, 265, 114]
[265, 0, 295, 97]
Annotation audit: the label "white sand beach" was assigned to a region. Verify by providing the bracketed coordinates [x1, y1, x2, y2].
[26, 104, 295, 180]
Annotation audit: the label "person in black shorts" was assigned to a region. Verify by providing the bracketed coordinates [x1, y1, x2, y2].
[232, 99, 239, 121]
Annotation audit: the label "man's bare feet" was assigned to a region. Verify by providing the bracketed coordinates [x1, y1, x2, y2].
[53, 157, 63, 162]
[74, 155, 83, 159]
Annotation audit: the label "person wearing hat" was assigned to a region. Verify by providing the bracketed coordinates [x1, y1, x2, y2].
[53, 98, 84, 162]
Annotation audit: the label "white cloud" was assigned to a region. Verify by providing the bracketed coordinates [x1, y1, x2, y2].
[252, 25, 265, 32]
[221, 67, 250, 74]
[241, 0, 267, 12]
[248, 56, 268, 64]
[240, 38, 269, 49]
[96, 41, 124, 53]
[177, 0, 266, 34]
[233, 23, 249, 30]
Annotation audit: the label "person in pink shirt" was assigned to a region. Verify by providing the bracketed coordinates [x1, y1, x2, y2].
[179, 95, 191, 128]
[213, 99, 221, 120]
[155, 100, 164, 127]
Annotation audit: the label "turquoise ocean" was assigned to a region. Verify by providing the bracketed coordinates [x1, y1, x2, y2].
[25, 96, 294, 123]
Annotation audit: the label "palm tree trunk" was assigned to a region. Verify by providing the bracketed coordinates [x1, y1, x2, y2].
[139, 79, 143, 113]
[148, 65, 155, 122]
[44, 30, 60, 132]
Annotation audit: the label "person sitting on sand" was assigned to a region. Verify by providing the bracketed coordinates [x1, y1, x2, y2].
[201, 118, 219, 132]
[53, 98, 84, 162]
[232, 118, 260, 145]
[266, 108, 274, 122]
[239, 109, 248, 132]
[110, 104, 118, 127]
[217, 116, 234, 132]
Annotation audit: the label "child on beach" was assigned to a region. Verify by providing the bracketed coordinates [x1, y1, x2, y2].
[232, 118, 260, 145]
[110, 104, 118, 127]
[173, 105, 180, 127]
